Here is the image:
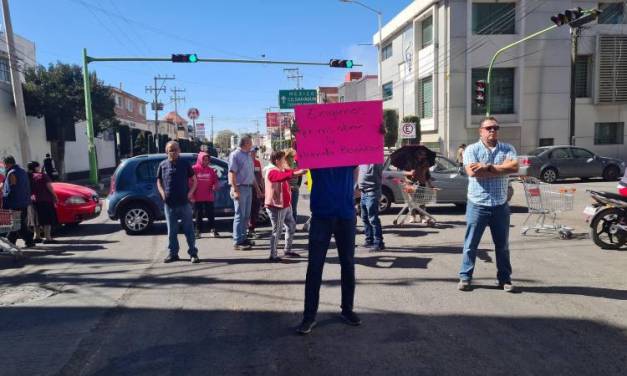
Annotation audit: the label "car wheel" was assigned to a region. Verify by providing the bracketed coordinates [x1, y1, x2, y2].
[379, 189, 393, 213]
[602, 165, 620, 181]
[120, 203, 153, 235]
[540, 168, 558, 183]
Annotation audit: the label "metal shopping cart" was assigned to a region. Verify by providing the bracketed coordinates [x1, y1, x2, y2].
[392, 181, 438, 226]
[520, 176, 575, 239]
[0, 209, 24, 259]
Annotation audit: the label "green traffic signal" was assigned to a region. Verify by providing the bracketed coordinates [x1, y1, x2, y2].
[171, 53, 199, 63]
[346, 60, 353, 68]
[188, 54, 198, 63]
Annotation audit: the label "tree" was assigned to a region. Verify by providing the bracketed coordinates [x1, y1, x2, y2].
[22, 63, 118, 179]
[383, 109, 398, 147]
[401, 115, 421, 145]
[214, 129, 236, 152]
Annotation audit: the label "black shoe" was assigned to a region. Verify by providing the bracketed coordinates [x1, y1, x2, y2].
[268, 256, 283, 263]
[283, 251, 300, 258]
[190, 256, 200, 264]
[24, 242, 36, 249]
[42, 239, 57, 244]
[296, 319, 317, 335]
[340, 311, 362, 326]
[163, 255, 180, 263]
[33, 238, 43, 244]
[234, 243, 252, 250]
[362, 242, 374, 248]
[243, 239, 256, 246]
[370, 243, 385, 252]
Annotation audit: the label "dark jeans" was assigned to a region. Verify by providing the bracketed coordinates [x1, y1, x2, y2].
[7, 207, 34, 246]
[164, 203, 197, 257]
[194, 201, 215, 233]
[249, 193, 260, 231]
[360, 191, 383, 247]
[459, 201, 512, 283]
[304, 217, 356, 321]
[291, 189, 299, 223]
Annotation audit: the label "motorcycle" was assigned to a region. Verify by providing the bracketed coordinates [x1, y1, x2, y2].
[584, 190, 627, 250]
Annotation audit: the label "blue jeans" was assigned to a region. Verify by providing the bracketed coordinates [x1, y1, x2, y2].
[232, 185, 252, 244]
[459, 201, 512, 283]
[360, 191, 383, 247]
[164, 203, 197, 257]
[291, 189, 299, 223]
[304, 217, 356, 321]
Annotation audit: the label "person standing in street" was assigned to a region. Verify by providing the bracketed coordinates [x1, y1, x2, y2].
[27, 161, 58, 244]
[264, 150, 307, 262]
[286, 148, 302, 224]
[191, 151, 219, 239]
[228, 136, 259, 250]
[358, 163, 385, 252]
[156, 141, 199, 263]
[458, 117, 519, 292]
[1, 156, 35, 248]
[247, 146, 264, 239]
[297, 165, 361, 335]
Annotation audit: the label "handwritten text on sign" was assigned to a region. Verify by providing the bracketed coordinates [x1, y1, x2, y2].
[294, 100, 384, 169]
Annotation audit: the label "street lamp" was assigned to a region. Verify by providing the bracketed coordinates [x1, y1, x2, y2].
[339, 0, 383, 88]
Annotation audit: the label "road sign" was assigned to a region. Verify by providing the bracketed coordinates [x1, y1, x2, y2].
[279, 89, 317, 109]
[151, 102, 164, 111]
[187, 107, 200, 120]
[400, 122, 416, 139]
[196, 123, 205, 135]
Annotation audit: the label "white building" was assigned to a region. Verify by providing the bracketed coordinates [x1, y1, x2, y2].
[375, 0, 627, 160]
[338, 72, 380, 102]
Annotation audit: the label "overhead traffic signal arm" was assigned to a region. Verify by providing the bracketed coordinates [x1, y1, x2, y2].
[551, 7, 601, 27]
[329, 59, 354, 68]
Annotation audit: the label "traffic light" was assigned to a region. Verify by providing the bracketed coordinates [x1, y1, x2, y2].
[329, 59, 354, 68]
[171, 54, 199, 63]
[551, 7, 600, 27]
[475, 80, 486, 107]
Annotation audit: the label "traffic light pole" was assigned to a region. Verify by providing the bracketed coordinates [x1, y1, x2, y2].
[486, 24, 558, 116]
[569, 27, 580, 146]
[82, 52, 361, 185]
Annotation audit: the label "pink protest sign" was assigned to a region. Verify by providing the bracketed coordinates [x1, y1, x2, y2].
[294, 100, 384, 169]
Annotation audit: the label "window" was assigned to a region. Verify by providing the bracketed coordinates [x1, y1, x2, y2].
[594, 122, 624, 144]
[571, 148, 595, 158]
[419, 76, 433, 118]
[0, 58, 9, 82]
[550, 148, 571, 159]
[115, 95, 123, 108]
[598, 35, 627, 103]
[575, 55, 591, 98]
[382, 44, 393, 61]
[127, 99, 134, 112]
[136, 161, 160, 181]
[382, 81, 393, 101]
[598, 3, 624, 24]
[139, 104, 145, 115]
[472, 3, 516, 34]
[471, 68, 515, 115]
[432, 156, 458, 173]
[539, 138, 554, 147]
[421, 16, 433, 49]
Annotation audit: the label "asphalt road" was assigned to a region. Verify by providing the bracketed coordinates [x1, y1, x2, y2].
[1, 179, 626, 376]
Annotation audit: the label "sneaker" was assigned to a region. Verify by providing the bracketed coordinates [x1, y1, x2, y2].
[190, 256, 200, 264]
[233, 243, 252, 250]
[457, 279, 471, 291]
[296, 319, 317, 335]
[340, 311, 362, 326]
[370, 243, 385, 252]
[362, 242, 374, 248]
[243, 239, 256, 246]
[163, 255, 180, 263]
[284, 251, 300, 258]
[499, 281, 516, 293]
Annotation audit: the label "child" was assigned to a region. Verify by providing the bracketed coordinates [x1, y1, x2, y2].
[192, 152, 220, 238]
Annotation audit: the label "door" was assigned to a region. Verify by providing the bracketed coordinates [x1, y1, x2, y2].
[570, 147, 604, 178]
[547, 147, 575, 177]
[135, 159, 163, 212]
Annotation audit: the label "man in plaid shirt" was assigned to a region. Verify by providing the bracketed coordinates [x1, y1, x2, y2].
[458, 117, 519, 293]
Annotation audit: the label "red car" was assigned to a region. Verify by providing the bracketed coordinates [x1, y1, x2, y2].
[0, 162, 101, 226]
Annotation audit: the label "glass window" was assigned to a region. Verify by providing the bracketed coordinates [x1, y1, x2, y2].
[136, 161, 160, 181]
[571, 148, 595, 158]
[472, 68, 515, 115]
[421, 16, 433, 49]
[529, 147, 548, 156]
[382, 44, 393, 61]
[575, 56, 591, 98]
[433, 156, 458, 173]
[594, 122, 625, 144]
[472, 3, 516, 34]
[419, 76, 433, 118]
[127, 99, 134, 112]
[382, 81, 393, 101]
[0, 58, 10, 82]
[598, 3, 624, 24]
[550, 148, 571, 159]
[539, 138, 554, 147]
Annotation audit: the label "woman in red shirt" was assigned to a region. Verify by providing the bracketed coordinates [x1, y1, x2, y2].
[27, 161, 59, 244]
[264, 150, 306, 262]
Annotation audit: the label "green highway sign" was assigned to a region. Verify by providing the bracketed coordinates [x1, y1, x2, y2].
[279, 89, 317, 109]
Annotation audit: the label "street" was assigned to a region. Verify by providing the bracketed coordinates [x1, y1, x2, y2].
[1, 179, 626, 376]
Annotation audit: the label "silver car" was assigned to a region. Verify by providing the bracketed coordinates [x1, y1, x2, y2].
[517, 146, 626, 183]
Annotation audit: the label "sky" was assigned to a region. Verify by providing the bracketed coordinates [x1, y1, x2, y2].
[9, 0, 411, 136]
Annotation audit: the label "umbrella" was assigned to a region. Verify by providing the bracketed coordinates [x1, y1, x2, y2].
[389, 145, 436, 171]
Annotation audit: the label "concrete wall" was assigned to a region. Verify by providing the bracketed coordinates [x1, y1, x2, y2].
[64, 121, 116, 174]
[338, 76, 379, 102]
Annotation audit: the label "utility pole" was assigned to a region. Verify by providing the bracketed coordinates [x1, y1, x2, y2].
[2, 0, 31, 164]
[569, 27, 580, 146]
[283, 68, 303, 89]
[210, 115, 214, 144]
[145, 74, 175, 153]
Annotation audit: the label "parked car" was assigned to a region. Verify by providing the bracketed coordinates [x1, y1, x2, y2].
[1, 161, 101, 225]
[107, 153, 268, 235]
[517, 146, 626, 183]
[380, 155, 513, 212]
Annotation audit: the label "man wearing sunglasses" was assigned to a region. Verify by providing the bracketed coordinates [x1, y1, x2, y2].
[458, 117, 519, 293]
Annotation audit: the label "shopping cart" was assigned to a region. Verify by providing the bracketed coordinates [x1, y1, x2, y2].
[0, 209, 24, 259]
[520, 176, 575, 239]
[392, 180, 438, 226]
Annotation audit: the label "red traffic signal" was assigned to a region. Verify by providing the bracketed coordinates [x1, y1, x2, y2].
[475, 80, 486, 106]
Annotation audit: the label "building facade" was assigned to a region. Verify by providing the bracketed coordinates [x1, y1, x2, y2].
[317, 86, 339, 103]
[376, 0, 627, 160]
[338, 72, 380, 102]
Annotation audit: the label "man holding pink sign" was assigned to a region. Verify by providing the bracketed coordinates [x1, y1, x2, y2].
[293, 101, 384, 335]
